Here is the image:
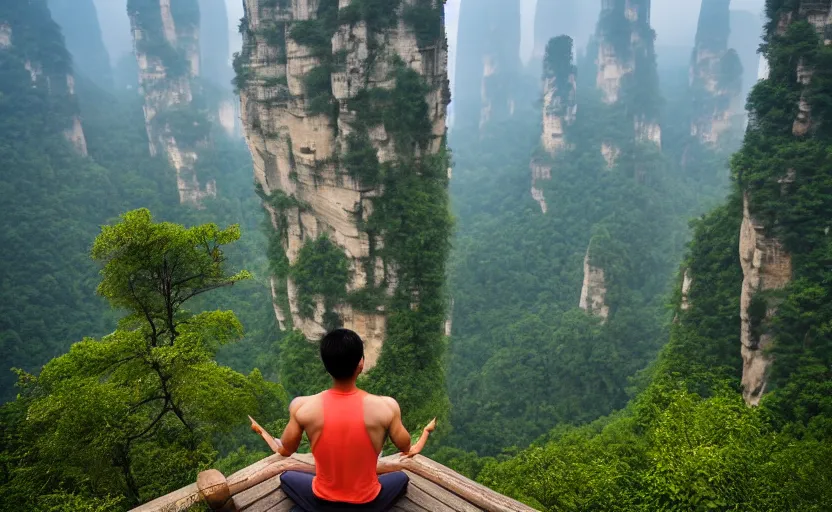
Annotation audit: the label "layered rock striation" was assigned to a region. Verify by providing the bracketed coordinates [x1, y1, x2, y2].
[128, 0, 216, 204]
[0, 1, 88, 156]
[737, 0, 832, 405]
[236, 0, 451, 405]
[690, 0, 744, 146]
[579, 246, 610, 321]
[454, 0, 521, 134]
[531, 36, 576, 213]
[595, 0, 662, 154]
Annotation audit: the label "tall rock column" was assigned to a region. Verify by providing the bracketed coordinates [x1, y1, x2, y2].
[595, 0, 661, 158]
[690, 0, 744, 146]
[454, 0, 521, 135]
[531, 36, 576, 213]
[128, 0, 216, 204]
[236, 0, 451, 423]
[737, 0, 832, 405]
[0, 1, 88, 156]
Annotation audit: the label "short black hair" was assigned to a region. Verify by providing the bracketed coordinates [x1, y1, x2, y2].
[320, 329, 364, 380]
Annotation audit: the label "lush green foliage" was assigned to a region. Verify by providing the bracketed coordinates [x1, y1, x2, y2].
[440, 2, 832, 510]
[1, 211, 286, 508]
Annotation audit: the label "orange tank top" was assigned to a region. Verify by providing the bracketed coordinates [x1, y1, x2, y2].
[312, 389, 381, 504]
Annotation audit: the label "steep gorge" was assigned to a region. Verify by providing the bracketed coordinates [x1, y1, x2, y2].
[128, 0, 216, 204]
[236, 0, 451, 423]
[454, 0, 521, 135]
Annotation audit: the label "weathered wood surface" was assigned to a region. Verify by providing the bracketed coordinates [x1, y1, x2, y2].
[130, 452, 539, 512]
[129, 483, 201, 512]
[227, 453, 313, 495]
[388, 455, 538, 512]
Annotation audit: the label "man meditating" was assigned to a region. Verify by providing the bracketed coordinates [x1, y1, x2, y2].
[250, 328, 436, 512]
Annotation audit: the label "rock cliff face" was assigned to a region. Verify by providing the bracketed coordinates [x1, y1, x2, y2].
[454, 0, 521, 134]
[531, 36, 576, 213]
[236, 0, 450, 376]
[47, 0, 112, 88]
[737, 0, 832, 405]
[739, 194, 792, 405]
[129, 0, 216, 204]
[690, 0, 744, 146]
[0, 1, 88, 156]
[579, 247, 609, 321]
[595, 0, 661, 151]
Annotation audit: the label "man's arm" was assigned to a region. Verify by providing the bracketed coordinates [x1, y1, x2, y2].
[403, 418, 436, 458]
[249, 397, 306, 457]
[385, 398, 412, 455]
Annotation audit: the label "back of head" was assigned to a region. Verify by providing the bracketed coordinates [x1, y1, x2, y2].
[320, 329, 364, 380]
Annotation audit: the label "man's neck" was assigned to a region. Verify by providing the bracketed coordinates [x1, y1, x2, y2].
[330, 379, 358, 394]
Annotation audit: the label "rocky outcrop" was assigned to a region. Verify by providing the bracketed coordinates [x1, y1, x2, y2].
[736, 1, 832, 405]
[739, 194, 792, 405]
[47, 0, 112, 88]
[129, 0, 216, 205]
[237, 0, 450, 371]
[530, 161, 551, 213]
[579, 247, 609, 321]
[454, 0, 521, 134]
[595, 0, 661, 153]
[690, 0, 744, 146]
[680, 269, 693, 311]
[0, 2, 88, 156]
[541, 36, 577, 156]
[531, 36, 576, 213]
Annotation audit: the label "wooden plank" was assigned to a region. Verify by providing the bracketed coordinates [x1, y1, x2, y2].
[405, 482, 458, 511]
[243, 489, 289, 512]
[394, 497, 430, 512]
[291, 452, 315, 465]
[267, 497, 296, 512]
[383, 455, 539, 512]
[228, 455, 314, 496]
[405, 471, 482, 512]
[129, 483, 201, 512]
[233, 476, 282, 510]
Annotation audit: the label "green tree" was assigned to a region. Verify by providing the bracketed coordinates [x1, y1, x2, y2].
[0, 210, 286, 507]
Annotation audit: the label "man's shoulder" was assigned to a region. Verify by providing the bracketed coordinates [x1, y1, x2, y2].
[363, 393, 400, 413]
[290, 392, 325, 414]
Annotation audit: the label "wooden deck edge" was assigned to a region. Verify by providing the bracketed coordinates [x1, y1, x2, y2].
[385, 455, 539, 512]
[130, 453, 538, 512]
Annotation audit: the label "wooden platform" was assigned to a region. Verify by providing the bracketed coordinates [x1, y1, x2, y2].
[130, 453, 538, 512]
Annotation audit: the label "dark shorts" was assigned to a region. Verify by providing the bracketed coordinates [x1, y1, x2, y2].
[280, 471, 409, 512]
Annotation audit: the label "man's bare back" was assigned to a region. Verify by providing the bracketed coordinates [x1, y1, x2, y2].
[288, 392, 412, 454]
[252, 390, 434, 459]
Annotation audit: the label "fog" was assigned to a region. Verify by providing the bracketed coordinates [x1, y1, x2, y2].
[93, 0, 131, 65]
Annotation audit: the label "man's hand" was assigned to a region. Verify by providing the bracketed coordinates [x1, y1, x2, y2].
[249, 415, 264, 435]
[403, 418, 437, 458]
[249, 415, 284, 455]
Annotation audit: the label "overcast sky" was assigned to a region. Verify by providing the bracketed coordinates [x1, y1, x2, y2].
[91, 0, 767, 85]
